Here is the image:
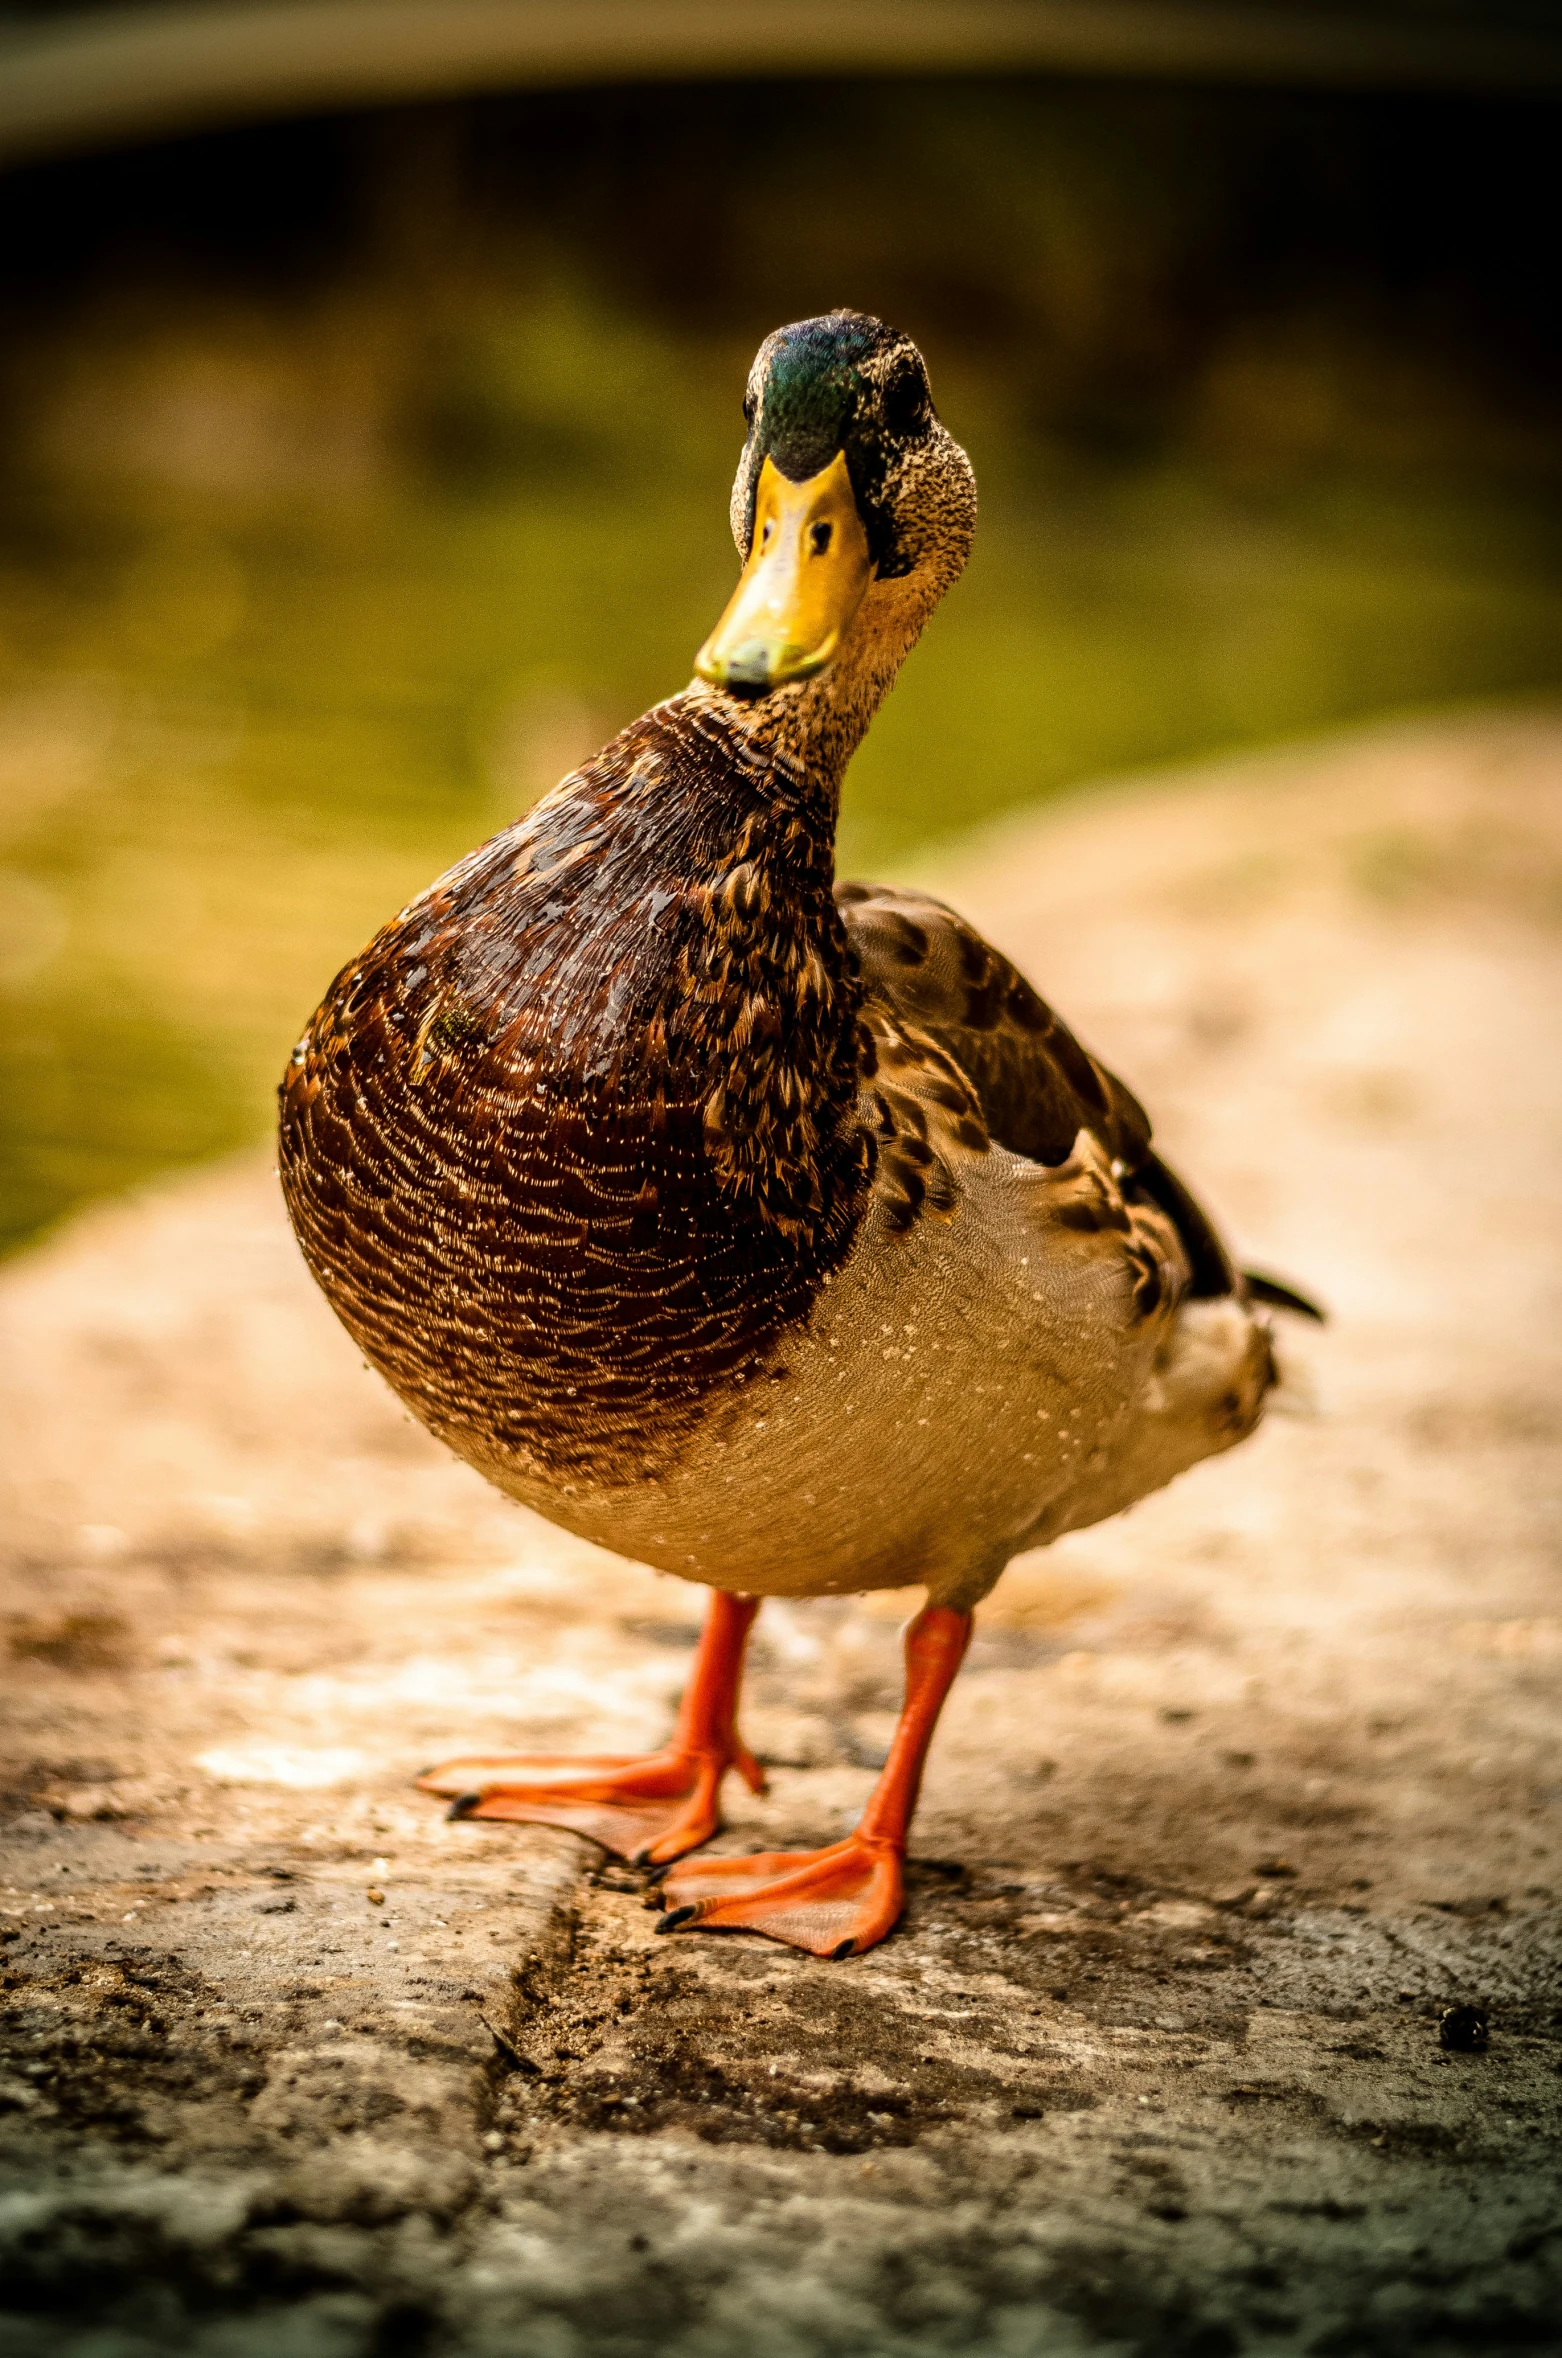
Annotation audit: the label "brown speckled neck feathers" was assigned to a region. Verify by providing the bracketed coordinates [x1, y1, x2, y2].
[278, 695, 873, 1488]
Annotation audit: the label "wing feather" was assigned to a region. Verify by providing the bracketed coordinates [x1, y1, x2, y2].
[838, 881, 1236, 1300]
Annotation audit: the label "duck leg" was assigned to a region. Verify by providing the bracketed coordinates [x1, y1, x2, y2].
[655, 1603, 972, 1959]
[416, 1589, 765, 1866]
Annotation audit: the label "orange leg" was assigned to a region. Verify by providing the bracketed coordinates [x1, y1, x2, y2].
[416, 1590, 765, 1866]
[655, 1603, 972, 1959]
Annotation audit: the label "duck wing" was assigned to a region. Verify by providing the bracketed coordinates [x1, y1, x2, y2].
[836, 880, 1241, 1302]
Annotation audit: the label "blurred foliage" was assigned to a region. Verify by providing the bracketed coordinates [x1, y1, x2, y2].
[0, 78, 1559, 1254]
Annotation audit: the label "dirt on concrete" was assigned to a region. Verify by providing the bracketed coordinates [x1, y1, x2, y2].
[2, 709, 1560, 2357]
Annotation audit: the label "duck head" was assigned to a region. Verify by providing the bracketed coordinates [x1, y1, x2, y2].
[695, 311, 976, 770]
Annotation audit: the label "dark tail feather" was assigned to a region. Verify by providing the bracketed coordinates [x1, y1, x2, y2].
[1136, 1152, 1325, 1321]
[1244, 1270, 1326, 1322]
[1135, 1152, 1237, 1300]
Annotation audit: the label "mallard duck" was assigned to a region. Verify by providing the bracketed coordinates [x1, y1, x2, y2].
[279, 310, 1317, 1960]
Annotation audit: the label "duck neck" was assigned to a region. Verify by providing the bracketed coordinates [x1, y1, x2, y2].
[685, 568, 940, 832]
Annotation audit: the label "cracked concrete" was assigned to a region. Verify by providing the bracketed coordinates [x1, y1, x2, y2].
[2, 710, 1560, 2355]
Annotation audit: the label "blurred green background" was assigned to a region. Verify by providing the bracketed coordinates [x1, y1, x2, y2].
[1, 75, 1559, 1255]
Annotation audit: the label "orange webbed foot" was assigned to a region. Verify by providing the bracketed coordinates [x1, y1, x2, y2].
[415, 1741, 766, 1867]
[653, 1834, 905, 1958]
[419, 1590, 766, 1865]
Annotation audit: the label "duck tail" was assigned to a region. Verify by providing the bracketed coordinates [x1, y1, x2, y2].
[1243, 1270, 1326, 1322]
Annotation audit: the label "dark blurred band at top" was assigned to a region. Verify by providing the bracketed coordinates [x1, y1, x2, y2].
[3, 0, 1562, 169]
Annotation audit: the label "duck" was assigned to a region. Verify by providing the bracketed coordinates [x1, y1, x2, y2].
[278, 309, 1318, 1961]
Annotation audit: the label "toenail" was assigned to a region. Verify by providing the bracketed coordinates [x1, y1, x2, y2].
[447, 1792, 482, 1820]
[830, 1938, 855, 1960]
[656, 1906, 699, 1934]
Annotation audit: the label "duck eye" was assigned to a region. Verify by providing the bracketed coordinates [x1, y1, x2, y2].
[882, 360, 931, 439]
[809, 521, 833, 556]
[742, 391, 757, 428]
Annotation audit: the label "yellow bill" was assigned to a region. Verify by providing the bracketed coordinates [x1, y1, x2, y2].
[696, 452, 872, 696]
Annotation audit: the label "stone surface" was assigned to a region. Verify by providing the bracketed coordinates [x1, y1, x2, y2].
[2, 710, 1560, 2354]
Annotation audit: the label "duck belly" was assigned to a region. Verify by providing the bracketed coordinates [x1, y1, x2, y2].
[471, 1137, 1260, 1609]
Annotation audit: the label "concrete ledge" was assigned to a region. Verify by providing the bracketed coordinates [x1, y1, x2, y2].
[2, 709, 1560, 2354]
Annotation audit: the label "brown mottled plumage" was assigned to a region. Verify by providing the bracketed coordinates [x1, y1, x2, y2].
[277, 311, 1313, 1959]
[280, 699, 871, 1488]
